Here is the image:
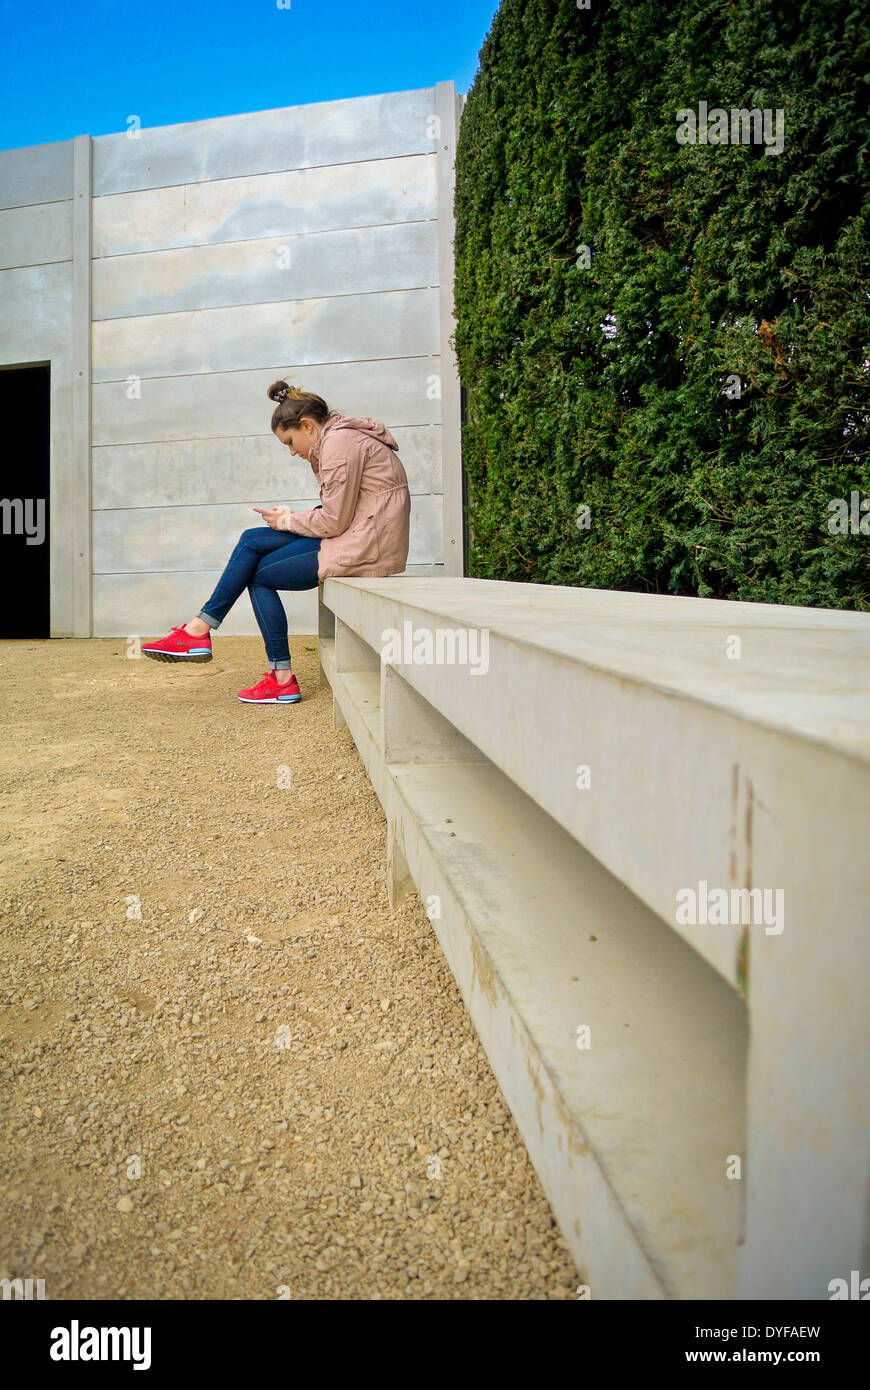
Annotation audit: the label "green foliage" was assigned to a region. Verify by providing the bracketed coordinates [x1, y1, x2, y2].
[454, 0, 870, 607]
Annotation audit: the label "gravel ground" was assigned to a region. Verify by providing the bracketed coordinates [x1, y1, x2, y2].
[0, 636, 579, 1300]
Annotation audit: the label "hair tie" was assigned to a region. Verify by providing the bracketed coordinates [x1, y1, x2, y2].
[273, 386, 289, 404]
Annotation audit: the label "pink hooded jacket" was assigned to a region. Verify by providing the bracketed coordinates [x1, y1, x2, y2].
[282, 413, 411, 581]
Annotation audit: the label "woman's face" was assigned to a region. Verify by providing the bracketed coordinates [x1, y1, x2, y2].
[276, 417, 320, 459]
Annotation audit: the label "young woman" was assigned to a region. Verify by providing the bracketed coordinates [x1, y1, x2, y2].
[141, 382, 411, 703]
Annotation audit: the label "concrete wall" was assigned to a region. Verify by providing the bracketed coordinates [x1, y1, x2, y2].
[0, 84, 464, 640]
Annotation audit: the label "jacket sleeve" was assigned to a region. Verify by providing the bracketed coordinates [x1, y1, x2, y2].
[285, 438, 364, 538]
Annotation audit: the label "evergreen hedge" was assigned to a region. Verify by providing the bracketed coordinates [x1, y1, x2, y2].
[453, 0, 870, 608]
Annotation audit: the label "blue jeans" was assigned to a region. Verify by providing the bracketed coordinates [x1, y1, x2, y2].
[197, 527, 321, 669]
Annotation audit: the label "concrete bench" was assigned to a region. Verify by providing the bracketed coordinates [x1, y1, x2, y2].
[317, 576, 870, 1299]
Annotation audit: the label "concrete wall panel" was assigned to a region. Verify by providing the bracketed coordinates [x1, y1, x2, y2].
[0, 200, 73, 270]
[92, 425, 442, 509]
[93, 500, 319, 574]
[92, 154, 437, 257]
[0, 262, 73, 361]
[0, 139, 73, 209]
[93, 90, 440, 196]
[93, 493, 442, 575]
[92, 220, 438, 320]
[92, 357, 441, 446]
[93, 564, 442, 639]
[91, 287, 440, 383]
[93, 569, 319, 639]
[408, 493, 442, 566]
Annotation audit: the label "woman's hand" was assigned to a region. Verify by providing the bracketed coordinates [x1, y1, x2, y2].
[253, 506, 290, 531]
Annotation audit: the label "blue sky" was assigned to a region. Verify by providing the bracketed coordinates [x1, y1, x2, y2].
[0, 0, 501, 152]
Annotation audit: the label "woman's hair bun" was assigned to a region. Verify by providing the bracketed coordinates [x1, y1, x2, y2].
[267, 379, 293, 404]
[267, 381, 331, 431]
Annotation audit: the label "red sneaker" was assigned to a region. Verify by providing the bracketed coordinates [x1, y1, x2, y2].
[237, 671, 302, 704]
[141, 626, 213, 663]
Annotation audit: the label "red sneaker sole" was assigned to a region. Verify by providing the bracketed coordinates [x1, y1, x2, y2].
[237, 693, 301, 703]
[142, 649, 212, 662]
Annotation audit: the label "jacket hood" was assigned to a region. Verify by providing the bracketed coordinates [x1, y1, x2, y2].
[316, 413, 398, 455]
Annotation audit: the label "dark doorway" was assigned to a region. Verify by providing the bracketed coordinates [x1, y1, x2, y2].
[0, 364, 50, 638]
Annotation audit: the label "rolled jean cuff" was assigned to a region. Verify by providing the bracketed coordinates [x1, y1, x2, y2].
[196, 610, 220, 629]
[271, 658, 291, 670]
